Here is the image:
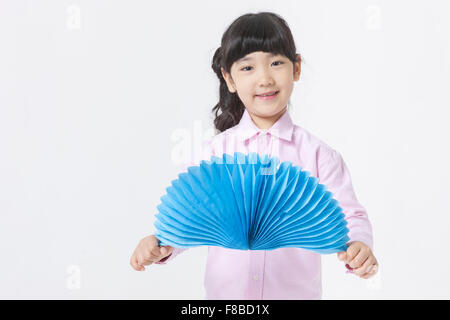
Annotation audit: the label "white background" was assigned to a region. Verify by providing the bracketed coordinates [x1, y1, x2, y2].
[1, 0, 449, 299]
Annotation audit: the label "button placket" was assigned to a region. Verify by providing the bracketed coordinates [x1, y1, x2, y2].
[257, 131, 271, 155]
[247, 250, 265, 299]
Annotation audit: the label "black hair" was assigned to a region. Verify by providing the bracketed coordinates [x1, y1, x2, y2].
[211, 11, 301, 133]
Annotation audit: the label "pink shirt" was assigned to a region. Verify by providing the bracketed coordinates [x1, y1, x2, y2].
[156, 108, 374, 300]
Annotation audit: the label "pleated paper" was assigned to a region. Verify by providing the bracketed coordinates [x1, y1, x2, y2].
[154, 152, 350, 254]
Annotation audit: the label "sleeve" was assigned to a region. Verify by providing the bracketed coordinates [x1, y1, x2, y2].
[317, 148, 374, 273]
[154, 247, 187, 265]
[154, 139, 214, 265]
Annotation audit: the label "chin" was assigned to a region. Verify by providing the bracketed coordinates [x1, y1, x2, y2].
[259, 105, 287, 114]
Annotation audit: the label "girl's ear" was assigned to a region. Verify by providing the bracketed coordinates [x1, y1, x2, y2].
[221, 67, 237, 93]
[293, 54, 301, 81]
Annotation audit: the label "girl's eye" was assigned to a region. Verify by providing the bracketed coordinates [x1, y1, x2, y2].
[240, 61, 284, 71]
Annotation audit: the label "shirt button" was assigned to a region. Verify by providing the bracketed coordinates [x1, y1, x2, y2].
[253, 274, 259, 281]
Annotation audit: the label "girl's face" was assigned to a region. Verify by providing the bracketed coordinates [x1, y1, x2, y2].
[221, 51, 301, 129]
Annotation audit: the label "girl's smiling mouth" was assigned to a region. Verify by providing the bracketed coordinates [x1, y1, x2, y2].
[256, 90, 279, 100]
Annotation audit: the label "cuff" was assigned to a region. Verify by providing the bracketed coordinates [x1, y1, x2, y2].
[154, 248, 186, 265]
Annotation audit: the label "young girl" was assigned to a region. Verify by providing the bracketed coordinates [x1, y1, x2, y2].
[130, 11, 378, 299]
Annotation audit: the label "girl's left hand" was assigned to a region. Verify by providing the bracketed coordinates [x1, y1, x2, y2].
[337, 241, 378, 279]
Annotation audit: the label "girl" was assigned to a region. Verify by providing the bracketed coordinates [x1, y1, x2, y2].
[130, 11, 378, 300]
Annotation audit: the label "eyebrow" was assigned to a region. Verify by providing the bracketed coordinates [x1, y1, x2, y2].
[237, 53, 278, 63]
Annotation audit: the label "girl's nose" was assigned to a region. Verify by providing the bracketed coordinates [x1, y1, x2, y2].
[258, 70, 275, 87]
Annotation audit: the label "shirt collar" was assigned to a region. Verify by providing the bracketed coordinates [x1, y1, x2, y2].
[235, 108, 294, 142]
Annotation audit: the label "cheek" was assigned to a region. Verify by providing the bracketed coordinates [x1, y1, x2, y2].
[280, 79, 294, 95]
[279, 71, 293, 86]
[241, 86, 257, 99]
[233, 80, 252, 96]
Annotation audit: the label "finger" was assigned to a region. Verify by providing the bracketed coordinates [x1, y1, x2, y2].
[160, 245, 174, 257]
[353, 256, 374, 275]
[149, 246, 159, 256]
[130, 254, 145, 271]
[346, 245, 361, 263]
[142, 244, 164, 262]
[135, 261, 146, 271]
[337, 252, 347, 261]
[360, 264, 378, 279]
[130, 254, 139, 270]
[348, 249, 370, 269]
[360, 272, 374, 279]
[137, 253, 154, 266]
[150, 245, 164, 258]
[366, 263, 378, 276]
[365, 262, 376, 274]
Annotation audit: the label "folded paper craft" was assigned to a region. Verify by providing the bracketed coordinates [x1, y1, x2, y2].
[154, 152, 350, 254]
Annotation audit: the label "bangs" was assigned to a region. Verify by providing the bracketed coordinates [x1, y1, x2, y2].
[222, 13, 297, 70]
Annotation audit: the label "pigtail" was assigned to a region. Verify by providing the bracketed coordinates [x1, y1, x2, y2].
[211, 47, 245, 133]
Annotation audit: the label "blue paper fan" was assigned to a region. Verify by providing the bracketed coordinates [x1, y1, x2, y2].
[154, 152, 350, 254]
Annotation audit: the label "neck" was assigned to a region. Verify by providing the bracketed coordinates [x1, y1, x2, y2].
[248, 107, 287, 130]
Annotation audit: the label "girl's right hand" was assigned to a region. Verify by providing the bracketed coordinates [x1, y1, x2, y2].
[130, 235, 174, 271]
